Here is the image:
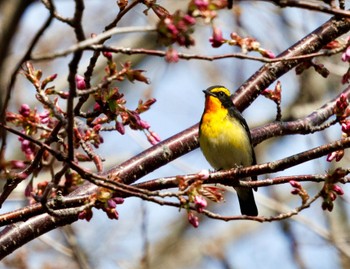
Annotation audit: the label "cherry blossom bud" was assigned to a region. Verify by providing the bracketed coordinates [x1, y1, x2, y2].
[342, 121, 350, 134]
[291, 189, 300, 195]
[165, 47, 179, 63]
[107, 197, 124, 208]
[147, 133, 158, 145]
[39, 110, 50, 124]
[341, 46, 350, 62]
[147, 130, 161, 145]
[194, 0, 209, 9]
[19, 104, 30, 117]
[94, 102, 101, 111]
[112, 197, 124, 204]
[149, 130, 161, 142]
[41, 74, 57, 89]
[78, 209, 93, 221]
[327, 150, 344, 162]
[103, 51, 113, 59]
[329, 192, 336, 201]
[165, 19, 179, 35]
[115, 121, 125, 135]
[183, 14, 196, 25]
[194, 195, 207, 213]
[139, 120, 150, 129]
[188, 211, 199, 228]
[289, 180, 301, 189]
[11, 160, 26, 169]
[259, 48, 276, 58]
[209, 27, 225, 48]
[107, 199, 117, 208]
[106, 208, 119, 220]
[75, 75, 86, 90]
[332, 184, 344, 196]
[93, 124, 102, 132]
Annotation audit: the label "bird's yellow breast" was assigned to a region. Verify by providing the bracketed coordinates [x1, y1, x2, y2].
[199, 96, 253, 169]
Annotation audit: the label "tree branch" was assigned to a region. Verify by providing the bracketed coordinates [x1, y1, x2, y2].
[1, 14, 350, 260]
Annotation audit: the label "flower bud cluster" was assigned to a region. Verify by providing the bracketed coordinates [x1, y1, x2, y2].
[208, 30, 275, 59]
[289, 180, 309, 205]
[321, 168, 346, 212]
[6, 104, 55, 161]
[5, 58, 159, 203]
[262, 81, 282, 104]
[94, 188, 125, 220]
[183, 174, 225, 228]
[188, 0, 227, 23]
[157, 10, 196, 48]
[82, 58, 160, 145]
[327, 93, 350, 163]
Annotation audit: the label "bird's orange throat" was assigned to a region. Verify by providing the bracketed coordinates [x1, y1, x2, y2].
[201, 96, 228, 129]
[204, 95, 222, 113]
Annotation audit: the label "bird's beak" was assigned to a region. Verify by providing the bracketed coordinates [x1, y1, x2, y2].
[203, 89, 215, 97]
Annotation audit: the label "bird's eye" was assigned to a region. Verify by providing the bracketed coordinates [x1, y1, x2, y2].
[218, 91, 225, 97]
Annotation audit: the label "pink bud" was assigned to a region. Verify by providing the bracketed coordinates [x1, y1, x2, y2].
[165, 47, 179, 63]
[291, 189, 300, 195]
[19, 104, 31, 117]
[341, 121, 350, 133]
[327, 152, 337, 162]
[194, 195, 207, 213]
[209, 27, 225, 48]
[329, 192, 336, 201]
[93, 124, 102, 132]
[188, 212, 199, 228]
[333, 184, 344, 195]
[194, 0, 209, 9]
[341, 46, 350, 62]
[183, 14, 196, 25]
[289, 180, 301, 189]
[103, 51, 113, 59]
[139, 120, 150, 129]
[94, 102, 101, 111]
[106, 208, 119, 220]
[39, 110, 50, 124]
[112, 197, 124, 204]
[78, 209, 93, 221]
[166, 21, 179, 35]
[115, 121, 125, 135]
[259, 49, 276, 59]
[11, 160, 26, 169]
[147, 134, 158, 145]
[107, 198, 117, 208]
[75, 75, 86, 90]
[149, 130, 161, 142]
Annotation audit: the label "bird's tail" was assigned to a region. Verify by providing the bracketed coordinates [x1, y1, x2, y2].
[236, 187, 258, 216]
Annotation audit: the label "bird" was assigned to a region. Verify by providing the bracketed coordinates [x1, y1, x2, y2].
[199, 85, 258, 216]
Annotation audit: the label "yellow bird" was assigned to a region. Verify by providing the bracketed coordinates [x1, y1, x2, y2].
[199, 86, 258, 216]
